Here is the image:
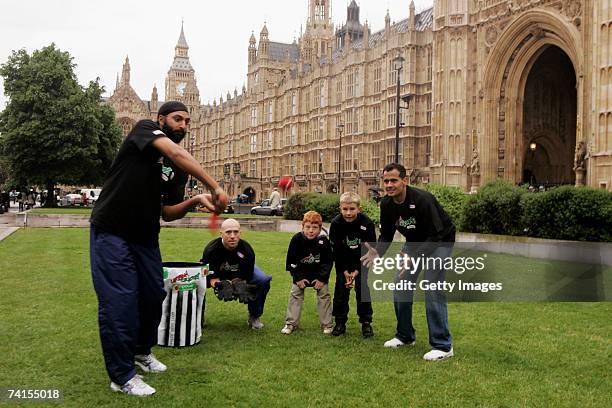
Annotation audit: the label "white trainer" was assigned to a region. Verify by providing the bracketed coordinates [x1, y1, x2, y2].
[248, 316, 264, 330]
[280, 324, 294, 335]
[110, 374, 156, 396]
[322, 327, 333, 335]
[423, 348, 454, 361]
[135, 354, 167, 373]
[383, 337, 415, 348]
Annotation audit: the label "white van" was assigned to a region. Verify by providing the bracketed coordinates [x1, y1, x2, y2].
[80, 188, 102, 205]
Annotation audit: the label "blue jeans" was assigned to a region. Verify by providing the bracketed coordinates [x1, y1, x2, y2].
[393, 244, 453, 352]
[90, 226, 166, 385]
[247, 266, 272, 318]
[203, 266, 271, 320]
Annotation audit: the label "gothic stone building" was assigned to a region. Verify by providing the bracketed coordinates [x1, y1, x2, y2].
[107, 0, 612, 201]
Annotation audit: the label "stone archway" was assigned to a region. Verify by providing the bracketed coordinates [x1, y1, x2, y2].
[521, 46, 577, 185]
[481, 8, 583, 185]
[242, 187, 256, 203]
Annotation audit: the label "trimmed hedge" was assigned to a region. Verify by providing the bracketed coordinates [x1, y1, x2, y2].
[422, 184, 467, 226]
[284, 193, 340, 223]
[284, 182, 611, 242]
[520, 185, 612, 242]
[462, 181, 612, 242]
[359, 199, 380, 225]
[461, 181, 525, 236]
[285, 192, 379, 224]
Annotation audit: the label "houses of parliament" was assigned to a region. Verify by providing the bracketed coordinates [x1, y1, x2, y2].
[106, 0, 612, 201]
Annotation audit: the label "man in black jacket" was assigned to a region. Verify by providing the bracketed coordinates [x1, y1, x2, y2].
[361, 163, 455, 361]
[90, 101, 228, 396]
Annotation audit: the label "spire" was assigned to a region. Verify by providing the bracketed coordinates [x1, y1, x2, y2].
[259, 23, 269, 58]
[385, 9, 391, 35]
[121, 56, 130, 85]
[115, 73, 119, 91]
[348, 0, 359, 21]
[248, 31, 257, 66]
[174, 22, 189, 58]
[150, 84, 158, 112]
[409, 1, 416, 30]
[151, 84, 158, 101]
[177, 20, 188, 48]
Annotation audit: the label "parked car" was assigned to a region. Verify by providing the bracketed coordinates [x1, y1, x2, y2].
[250, 198, 286, 216]
[65, 194, 82, 206]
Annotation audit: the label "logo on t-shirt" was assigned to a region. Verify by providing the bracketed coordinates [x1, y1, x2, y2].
[397, 216, 416, 229]
[220, 261, 239, 273]
[345, 237, 361, 249]
[300, 253, 320, 264]
[161, 165, 175, 182]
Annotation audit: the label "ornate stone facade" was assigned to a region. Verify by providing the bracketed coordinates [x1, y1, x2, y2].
[106, 0, 611, 199]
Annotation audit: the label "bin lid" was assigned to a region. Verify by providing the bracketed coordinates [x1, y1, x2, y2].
[162, 262, 204, 268]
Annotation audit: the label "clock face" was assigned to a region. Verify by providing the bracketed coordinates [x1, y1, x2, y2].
[176, 82, 186, 96]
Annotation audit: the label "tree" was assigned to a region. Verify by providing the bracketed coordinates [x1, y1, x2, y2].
[0, 44, 122, 206]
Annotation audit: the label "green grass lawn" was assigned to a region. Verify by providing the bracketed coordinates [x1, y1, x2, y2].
[0, 228, 610, 407]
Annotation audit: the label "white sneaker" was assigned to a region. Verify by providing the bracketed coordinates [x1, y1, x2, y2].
[110, 374, 156, 396]
[322, 327, 333, 335]
[135, 354, 167, 373]
[383, 337, 415, 348]
[280, 324, 294, 335]
[423, 348, 454, 361]
[248, 316, 264, 330]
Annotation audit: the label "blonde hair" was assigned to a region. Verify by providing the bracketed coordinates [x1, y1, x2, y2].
[302, 210, 322, 226]
[339, 192, 361, 206]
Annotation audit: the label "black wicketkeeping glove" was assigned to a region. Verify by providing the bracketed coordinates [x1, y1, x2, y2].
[231, 278, 258, 304]
[214, 280, 234, 301]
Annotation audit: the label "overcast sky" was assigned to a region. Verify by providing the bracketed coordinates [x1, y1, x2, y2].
[0, 0, 433, 109]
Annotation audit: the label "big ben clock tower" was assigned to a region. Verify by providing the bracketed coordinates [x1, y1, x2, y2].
[164, 23, 200, 112]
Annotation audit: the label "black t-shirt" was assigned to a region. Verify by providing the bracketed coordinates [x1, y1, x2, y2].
[329, 212, 376, 275]
[201, 238, 255, 282]
[90, 120, 166, 246]
[377, 186, 455, 256]
[285, 232, 333, 284]
[161, 158, 188, 206]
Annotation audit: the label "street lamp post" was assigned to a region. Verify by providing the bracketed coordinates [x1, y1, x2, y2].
[393, 53, 405, 163]
[337, 122, 345, 193]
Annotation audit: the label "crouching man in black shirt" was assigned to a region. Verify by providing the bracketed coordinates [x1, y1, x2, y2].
[361, 163, 456, 361]
[201, 218, 272, 330]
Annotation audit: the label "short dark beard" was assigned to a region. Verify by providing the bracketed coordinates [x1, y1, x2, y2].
[161, 123, 186, 143]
